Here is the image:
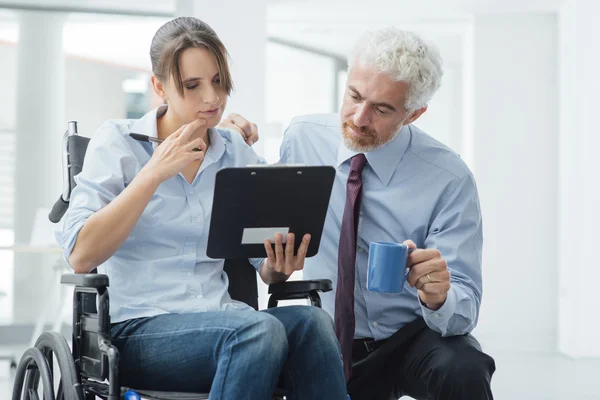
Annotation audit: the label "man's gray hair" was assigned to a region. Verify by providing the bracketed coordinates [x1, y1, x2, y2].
[348, 27, 443, 112]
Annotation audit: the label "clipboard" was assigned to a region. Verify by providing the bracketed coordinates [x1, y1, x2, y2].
[207, 165, 336, 259]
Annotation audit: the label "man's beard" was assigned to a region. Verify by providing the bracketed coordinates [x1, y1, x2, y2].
[341, 120, 404, 152]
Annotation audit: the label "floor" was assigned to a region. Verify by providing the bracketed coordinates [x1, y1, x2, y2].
[1, 345, 600, 399]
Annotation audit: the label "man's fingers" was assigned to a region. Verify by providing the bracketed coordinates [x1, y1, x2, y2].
[248, 123, 259, 145]
[227, 113, 258, 143]
[414, 270, 450, 290]
[418, 281, 451, 295]
[219, 113, 260, 145]
[402, 239, 417, 250]
[407, 248, 442, 267]
[217, 119, 239, 132]
[407, 258, 447, 287]
[224, 113, 250, 136]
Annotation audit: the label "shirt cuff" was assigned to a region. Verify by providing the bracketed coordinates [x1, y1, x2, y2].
[249, 257, 265, 272]
[419, 285, 458, 335]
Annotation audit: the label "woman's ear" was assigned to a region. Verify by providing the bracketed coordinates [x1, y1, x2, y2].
[151, 75, 169, 101]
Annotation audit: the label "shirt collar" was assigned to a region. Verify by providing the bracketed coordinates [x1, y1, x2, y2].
[129, 104, 166, 138]
[336, 125, 412, 186]
[205, 126, 228, 162]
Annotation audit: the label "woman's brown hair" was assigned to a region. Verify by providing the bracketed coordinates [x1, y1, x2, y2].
[150, 17, 233, 97]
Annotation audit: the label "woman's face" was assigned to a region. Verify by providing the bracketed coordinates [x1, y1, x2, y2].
[159, 47, 228, 128]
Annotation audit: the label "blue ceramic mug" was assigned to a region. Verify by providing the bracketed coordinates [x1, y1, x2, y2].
[367, 241, 410, 293]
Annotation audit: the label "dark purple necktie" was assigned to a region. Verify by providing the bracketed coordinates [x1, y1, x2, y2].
[335, 153, 367, 381]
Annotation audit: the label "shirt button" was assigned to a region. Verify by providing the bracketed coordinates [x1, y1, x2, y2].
[187, 272, 192, 277]
[190, 190, 195, 195]
[373, 322, 378, 327]
[358, 247, 364, 253]
[433, 313, 439, 318]
[197, 295, 203, 299]
[196, 218, 201, 223]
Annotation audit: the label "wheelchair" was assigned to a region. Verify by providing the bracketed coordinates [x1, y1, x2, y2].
[11, 121, 333, 400]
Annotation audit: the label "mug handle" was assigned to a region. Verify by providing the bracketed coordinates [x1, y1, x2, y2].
[404, 247, 415, 277]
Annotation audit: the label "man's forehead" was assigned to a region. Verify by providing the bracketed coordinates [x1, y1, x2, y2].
[348, 66, 408, 103]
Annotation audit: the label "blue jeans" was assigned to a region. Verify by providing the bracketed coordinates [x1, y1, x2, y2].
[110, 306, 347, 399]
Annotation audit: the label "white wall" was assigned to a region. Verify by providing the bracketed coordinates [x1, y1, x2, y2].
[413, 63, 463, 156]
[558, 0, 600, 358]
[65, 56, 137, 136]
[0, 42, 136, 133]
[471, 12, 558, 354]
[0, 43, 18, 130]
[0, 41, 142, 324]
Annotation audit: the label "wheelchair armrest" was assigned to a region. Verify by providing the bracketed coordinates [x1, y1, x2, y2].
[268, 279, 332, 294]
[267, 279, 332, 308]
[60, 273, 109, 289]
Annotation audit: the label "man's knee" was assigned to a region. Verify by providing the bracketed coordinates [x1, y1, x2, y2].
[434, 342, 496, 384]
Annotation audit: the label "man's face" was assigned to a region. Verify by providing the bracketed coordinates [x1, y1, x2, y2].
[340, 64, 423, 152]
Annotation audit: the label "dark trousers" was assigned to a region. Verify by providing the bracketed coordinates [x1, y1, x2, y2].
[348, 318, 496, 400]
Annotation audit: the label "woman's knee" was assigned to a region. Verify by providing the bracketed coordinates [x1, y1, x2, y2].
[283, 306, 339, 352]
[239, 312, 288, 354]
[294, 306, 335, 335]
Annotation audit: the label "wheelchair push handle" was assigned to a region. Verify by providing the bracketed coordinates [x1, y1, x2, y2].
[49, 195, 69, 223]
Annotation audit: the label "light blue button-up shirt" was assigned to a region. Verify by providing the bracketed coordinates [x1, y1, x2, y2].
[278, 113, 483, 339]
[58, 105, 265, 323]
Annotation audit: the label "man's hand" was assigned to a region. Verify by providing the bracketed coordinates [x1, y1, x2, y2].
[217, 113, 259, 145]
[404, 240, 451, 311]
[260, 233, 311, 284]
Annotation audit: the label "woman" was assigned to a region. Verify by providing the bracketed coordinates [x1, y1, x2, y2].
[58, 17, 346, 399]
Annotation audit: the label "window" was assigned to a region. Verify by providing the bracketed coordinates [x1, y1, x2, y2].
[123, 75, 152, 119]
[0, 130, 15, 230]
[264, 40, 346, 162]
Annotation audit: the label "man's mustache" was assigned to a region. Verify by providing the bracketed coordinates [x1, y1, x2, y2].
[343, 121, 375, 137]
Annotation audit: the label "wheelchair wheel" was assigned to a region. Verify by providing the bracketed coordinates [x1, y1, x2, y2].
[11, 331, 83, 400]
[11, 347, 55, 400]
[34, 332, 84, 400]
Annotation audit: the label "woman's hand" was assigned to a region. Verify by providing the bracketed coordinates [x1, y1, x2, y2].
[262, 233, 311, 280]
[142, 119, 208, 183]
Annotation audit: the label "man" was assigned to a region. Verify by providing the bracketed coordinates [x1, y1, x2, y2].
[221, 27, 495, 399]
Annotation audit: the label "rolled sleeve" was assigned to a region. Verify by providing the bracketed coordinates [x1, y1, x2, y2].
[57, 122, 139, 266]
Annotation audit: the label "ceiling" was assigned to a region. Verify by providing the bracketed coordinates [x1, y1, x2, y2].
[0, 0, 562, 15]
[0, 0, 562, 70]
